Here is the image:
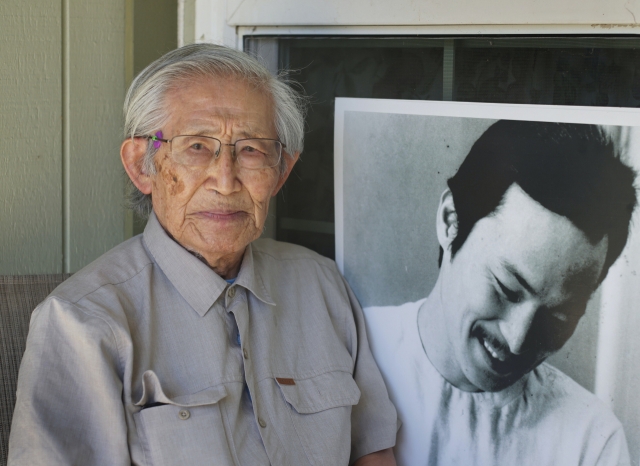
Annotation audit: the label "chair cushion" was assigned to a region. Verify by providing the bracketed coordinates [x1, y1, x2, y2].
[0, 274, 71, 465]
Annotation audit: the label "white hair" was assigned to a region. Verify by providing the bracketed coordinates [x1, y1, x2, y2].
[123, 43, 307, 218]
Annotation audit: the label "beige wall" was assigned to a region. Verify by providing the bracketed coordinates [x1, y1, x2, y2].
[134, 0, 178, 76]
[0, 0, 126, 274]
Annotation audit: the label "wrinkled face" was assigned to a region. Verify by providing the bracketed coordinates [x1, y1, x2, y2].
[149, 77, 289, 265]
[439, 184, 608, 392]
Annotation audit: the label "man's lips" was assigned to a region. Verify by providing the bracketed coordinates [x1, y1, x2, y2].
[482, 337, 508, 362]
[471, 326, 521, 374]
[192, 210, 248, 221]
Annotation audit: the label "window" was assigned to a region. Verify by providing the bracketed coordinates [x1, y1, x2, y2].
[245, 36, 640, 259]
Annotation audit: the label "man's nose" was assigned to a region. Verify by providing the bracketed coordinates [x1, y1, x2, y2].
[204, 144, 241, 195]
[498, 303, 538, 355]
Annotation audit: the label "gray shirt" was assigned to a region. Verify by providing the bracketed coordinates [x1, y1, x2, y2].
[9, 213, 397, 466]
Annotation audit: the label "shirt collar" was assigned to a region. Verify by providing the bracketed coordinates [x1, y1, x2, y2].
[143, 212, 274, 317]
[234, 244, 275, 306]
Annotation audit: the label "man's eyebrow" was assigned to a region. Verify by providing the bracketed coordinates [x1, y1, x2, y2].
[501, 260, 536, 295]
[236, 130, 254, 139]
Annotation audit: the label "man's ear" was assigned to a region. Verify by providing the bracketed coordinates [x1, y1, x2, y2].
[271, 151, 300, 197]
[121, 137, 153, 195]
[436, 189, 458, 250]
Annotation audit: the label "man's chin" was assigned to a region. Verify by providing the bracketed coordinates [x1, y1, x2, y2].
[186, 237, 249, 257]
[466, 356, 548, 392]
[465, 347, 535, 392]
[470, 371, 524, 392]
[181, 220, 260, 251]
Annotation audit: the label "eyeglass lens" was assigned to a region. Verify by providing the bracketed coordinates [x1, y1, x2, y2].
[170, 135, 282, 169]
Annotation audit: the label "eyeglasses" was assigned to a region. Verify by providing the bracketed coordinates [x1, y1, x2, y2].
[146, 134, 284, 169]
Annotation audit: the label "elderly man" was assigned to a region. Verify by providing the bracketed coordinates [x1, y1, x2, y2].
[9, 44, 397, 465]
[364, 121, 636, 465]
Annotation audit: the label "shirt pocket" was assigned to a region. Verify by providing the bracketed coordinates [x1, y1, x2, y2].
[275, 370, 362, 465]
[133, 370, 234, 466]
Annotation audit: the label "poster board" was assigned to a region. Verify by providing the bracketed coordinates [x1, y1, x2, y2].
[334, 98, 640, 463]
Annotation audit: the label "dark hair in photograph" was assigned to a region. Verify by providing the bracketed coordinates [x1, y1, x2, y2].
[445, 120, 637, 282]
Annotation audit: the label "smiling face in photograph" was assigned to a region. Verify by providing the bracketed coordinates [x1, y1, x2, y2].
[436, 184, 608, 392]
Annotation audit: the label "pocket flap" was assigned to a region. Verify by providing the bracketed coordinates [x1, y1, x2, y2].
[276, 371, 361, 414]
[135, 370, 227, 407]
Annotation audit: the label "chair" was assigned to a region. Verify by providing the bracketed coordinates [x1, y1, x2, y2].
[0, 274, 71, 466]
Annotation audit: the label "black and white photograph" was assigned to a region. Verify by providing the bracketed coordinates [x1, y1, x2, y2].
[6, 1, 640, 466]
[335, 98, 640, 465]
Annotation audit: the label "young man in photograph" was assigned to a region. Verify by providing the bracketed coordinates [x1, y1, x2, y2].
[364, 121, 636, 465]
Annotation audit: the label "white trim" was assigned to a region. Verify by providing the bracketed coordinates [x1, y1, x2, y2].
[334, 99, 346, 271]
[177, 0, 185, 47]
[194, 0, 237, 47]
[238, 24, 640, 41]
[226, 0, 640, 27]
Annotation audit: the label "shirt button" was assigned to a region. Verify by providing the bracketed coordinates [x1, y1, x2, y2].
[243, 348, 249, 359]
[178, 409, 190, 420]
[228, 287, 236, 298]
[258, 417, 267, 428]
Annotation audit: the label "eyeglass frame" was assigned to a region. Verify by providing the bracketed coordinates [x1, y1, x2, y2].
[144, 133, 287, 169]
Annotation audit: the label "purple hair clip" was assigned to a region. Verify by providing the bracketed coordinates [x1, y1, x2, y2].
[152, 131, 163, 149]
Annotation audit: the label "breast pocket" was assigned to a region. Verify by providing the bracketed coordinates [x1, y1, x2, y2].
[275, 371, 362, 466]
[133, 371, 234, 466]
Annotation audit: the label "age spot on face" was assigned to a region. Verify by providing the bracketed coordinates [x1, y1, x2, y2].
[161, 167, 185, 195]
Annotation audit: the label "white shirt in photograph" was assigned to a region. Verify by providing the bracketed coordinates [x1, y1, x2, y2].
[364, 299, 630, 466]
